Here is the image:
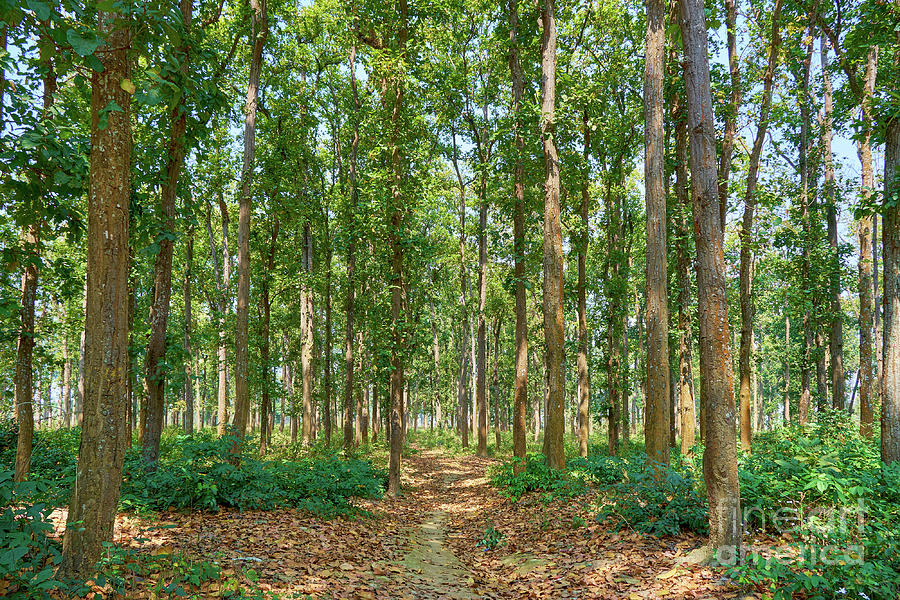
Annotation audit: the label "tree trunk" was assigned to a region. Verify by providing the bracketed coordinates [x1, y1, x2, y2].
[643, 0, 670, 470]
[821, 36, 844, 410]
[59, 12, 131, 576]
[476, 183, 489, 457]
[674, 93, 696, 456]
[343, 44, 361, 454]
[882, 113, 900, 463]
[859, 47, 878, 439]
[301, 223, 314, 445]
[784, 309, 791, 423]
[184, 226, 194, 435]
[491, 317, 502, 449]
[259, 219, 279, 455]
[540, 0, 565, 470]
[677, 0, 741, 556]
[63, 332, 72, 427]
[508, 0, 529, 462]
[14, 26, 57, 482]
[233, 0, 267, 444]
[577, 111, 591, 458]
[739, 0, 782, 451]
[451, 128, 470, 449]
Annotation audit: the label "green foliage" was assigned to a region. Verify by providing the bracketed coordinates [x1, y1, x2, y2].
[119, 431, 386, 514]
[0, 471, 65, 598]
[729, 411, 900, 600]
[476, 523, 506, 551]
[596, 460, 709, 537]
[490, 454, 587, 503]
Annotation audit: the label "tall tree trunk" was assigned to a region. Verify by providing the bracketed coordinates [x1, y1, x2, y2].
[343, 44, 360, 454]
[233, 0, 267, 443]
[491, 317, 502, 448]
[577, 111, 591, 458]
[882, 112, 900, 463]
[606, 179, 624, 456]
[674, 94, 696, 456]
[429, 294, 443, 429]
[508, 0, 529, 462]
[784, 308, 791, 423]
[797, 13, 816, 425]
[59, 11, 131, 575]
[821, 36, 844, 410]
[142, 0, 192, 465]
[301, 223, 314, 445]
[859, 47, 878, 439]
[386, 0, 409, 497]
[451, 128, 470, 448]
[739, 0, 782, 451]
[205, 198, 231, 434]
[677, 0, 741, 556]
[643, 0, 670, 470]
[14, 25, 57, 482]
[540, 0, 565, 470]
[259, 219, 279, 455]
[476, 176, 489, 457]
[63, 331, 72, 427]
[184, 227, 194, 435]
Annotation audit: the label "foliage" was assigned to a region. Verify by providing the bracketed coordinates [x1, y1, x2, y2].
[729, 411, 900, 600]
[490, 453, 587, 503]
[476, 522, 506, 551]
[595, 460, 709, 537]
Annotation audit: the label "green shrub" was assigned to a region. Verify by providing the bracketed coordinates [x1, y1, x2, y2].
[120, 432, 386, 514]
[596, 461, 709, 537]
[490, 453, 586, 502]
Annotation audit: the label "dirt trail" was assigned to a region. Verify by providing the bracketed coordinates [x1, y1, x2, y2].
[124, 447, 746, 599]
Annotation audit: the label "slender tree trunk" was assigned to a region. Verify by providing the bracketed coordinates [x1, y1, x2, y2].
[301, 223, 314, 445]
[14, 26, 57, 482]
[386, 1, 409, 497]
[678, 0, 741, 555]
[59, 12, 131, 575]
[784, 309, 791, 423]
[452, 129, 470, 449]
[577, 111, 591, 458]
[739, 0, 782, 451]
[63, 332, 72, 427]
[184, 227, 195, 435]
[259, 219, 278, 455]
[606, 179, 624, 456]
[644, 0, 670, 470]
[820, 37, 844, 410]
[491, 317, 502, 448]
[881, 111, 900, 463]
[540, 0, 564, 470]
[674, 94, 696, 456]
[476, 178, 489, 456]
[797, 14, 815, 425]
[508, 0, 529, 462]
[343, 45, 361, 454]
[859, 47, 878, 439]
[233, 0, 267, 443]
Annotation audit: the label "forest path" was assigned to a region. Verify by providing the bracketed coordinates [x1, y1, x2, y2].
[122, 447, 748, 599]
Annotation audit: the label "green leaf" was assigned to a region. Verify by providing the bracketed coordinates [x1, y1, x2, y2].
[67, 29, 102, 57]
[26, 0, 52, 21]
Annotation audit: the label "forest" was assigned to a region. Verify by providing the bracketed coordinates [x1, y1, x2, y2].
[1, 0, 899, 597]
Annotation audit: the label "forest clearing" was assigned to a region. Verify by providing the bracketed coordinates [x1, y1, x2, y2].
[1, 0, 899, 598]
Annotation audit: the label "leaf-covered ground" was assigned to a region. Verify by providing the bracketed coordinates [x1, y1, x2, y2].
[53, 450, 750, 599]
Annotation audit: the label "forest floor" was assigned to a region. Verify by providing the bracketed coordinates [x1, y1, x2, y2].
[55, 448, 750, 599]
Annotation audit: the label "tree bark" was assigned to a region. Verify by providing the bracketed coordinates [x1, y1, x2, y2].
[184, 227, 194, 434]
[859, 47, 878, 439]
[540, 0, 565, 470]
[508, 0, 529, 462]
[343, 44, 360, 454]
[301, 223, 314, 445]
[820, 37, 844, 410]
[882, 113, 900, 463]
[739, 0, 782, 451]
[797, 12, 815, 426]
[142, 0, 193, 465]
[14, 24, 57, 482]
[643, 0, 670, 470]
[717, 0, 741, 230]
[577, 111, 591, 458]
[259, 219, 278, 455]
[673, 94, 696, 456]
[233, 0, 267, 444]
[59, 11, 131, 576]
[677, 0, 741, 556]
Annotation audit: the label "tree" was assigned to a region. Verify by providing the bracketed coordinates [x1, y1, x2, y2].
[539, 0, 564, 470]
[738, 0, 782, 451]
[233, 0, 268, 443]
[677, 0, 741, 558]
[59, 9, 132, 577]
[642, 0, 670, 470]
